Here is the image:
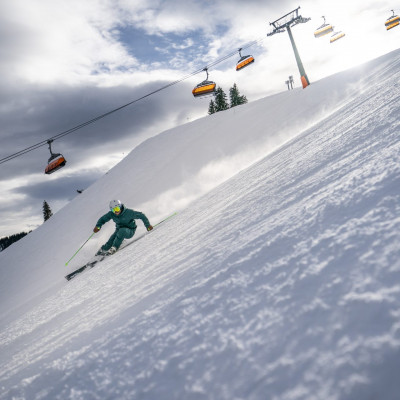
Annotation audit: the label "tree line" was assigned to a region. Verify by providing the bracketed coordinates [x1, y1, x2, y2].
[0, 200, 53, 252]
[208, 83, 248, 115]
[0, 231, 31, 252]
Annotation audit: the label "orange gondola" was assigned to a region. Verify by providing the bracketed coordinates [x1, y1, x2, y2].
[236, 48, 255, 71]
[45, 140, 66, 174]
[314, 16, 334, 38]
[192, 68, 216, 98]
[385, 10, 400, 30]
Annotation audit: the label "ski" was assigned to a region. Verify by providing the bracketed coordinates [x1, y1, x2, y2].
[65, 255, 106, 281]
[65, 212, 177, 281]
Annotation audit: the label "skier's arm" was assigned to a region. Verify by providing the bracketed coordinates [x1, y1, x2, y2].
[132, 211, 153, 231]
[93, 212, 113, 232]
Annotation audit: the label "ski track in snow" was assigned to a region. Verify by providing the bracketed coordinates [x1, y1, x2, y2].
[1, 52, 400, 399]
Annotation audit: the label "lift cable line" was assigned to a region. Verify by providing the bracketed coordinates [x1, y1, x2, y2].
[268, 6, 311, 89]
[0, 68, 205, 165]
[0, 37, 266, 166]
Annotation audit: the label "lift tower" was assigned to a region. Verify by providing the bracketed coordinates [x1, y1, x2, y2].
[268, 7, 311, 88]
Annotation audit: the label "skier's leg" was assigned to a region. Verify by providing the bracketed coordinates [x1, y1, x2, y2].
[101, 232, 117, 251]
[112, 227, 136, 250]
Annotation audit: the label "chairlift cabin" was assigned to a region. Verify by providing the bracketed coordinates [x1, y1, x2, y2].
[192, 68, 216, 98]
[330, 30, 345, 43]
[385, 10, 400, 30]
[45, 140, 66, 174]
[236, 48, 255, 71]
[314, 16, 334, 38]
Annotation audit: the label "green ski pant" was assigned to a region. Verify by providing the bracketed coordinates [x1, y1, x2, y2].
[102, 227, 136, 250]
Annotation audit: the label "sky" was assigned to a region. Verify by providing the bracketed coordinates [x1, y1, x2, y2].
[0, 0, 399, 236]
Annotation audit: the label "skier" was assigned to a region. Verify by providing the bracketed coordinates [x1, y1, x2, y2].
[93, 200, 153, 255]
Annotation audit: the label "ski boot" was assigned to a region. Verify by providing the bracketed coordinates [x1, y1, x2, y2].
[106, 246, 117, 255]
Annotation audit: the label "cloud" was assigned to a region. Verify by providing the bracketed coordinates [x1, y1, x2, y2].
[0, 0, 139, 84]
[14, 174, 99, 202]
[0, 79, 201, 170]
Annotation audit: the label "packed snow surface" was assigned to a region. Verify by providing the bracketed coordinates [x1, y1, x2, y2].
[1, 50, 400, 400]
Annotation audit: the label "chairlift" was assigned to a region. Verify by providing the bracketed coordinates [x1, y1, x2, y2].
[314, 16, 334, 38]
[330, 30, 345, 43]
[192, 68, 216, 98]
[385, 10, 400, 30]
[236, 48, 255, 71]
[45, 139, 66, 174]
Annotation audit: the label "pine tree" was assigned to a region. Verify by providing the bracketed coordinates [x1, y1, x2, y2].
[43, 200, 53, 221]
[229, 83, 248, 108]
[214, 87, 229, 112]
[208, 99, 216, 115]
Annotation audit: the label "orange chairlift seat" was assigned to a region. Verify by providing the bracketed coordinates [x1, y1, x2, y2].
[236, 48, 255, 71]
[385, 10, 400, 30]
[330, 30, 345, 43]
[192, 68, 216, 98]
[314, 16, 334, 38]
[45, 140, 66, 174]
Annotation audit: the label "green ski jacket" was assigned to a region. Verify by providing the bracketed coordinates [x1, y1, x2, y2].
[96, 207, 151, 231]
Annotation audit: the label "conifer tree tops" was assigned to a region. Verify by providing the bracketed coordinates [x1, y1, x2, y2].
[229, 83, 248, 108]
[214, 87, 229, 112]
[43, 200, 53, 222]
[208, 83, 247, 114]
[208, 99, 216, 115]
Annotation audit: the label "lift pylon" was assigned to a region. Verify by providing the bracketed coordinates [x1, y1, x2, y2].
[268, 7, 311, 88]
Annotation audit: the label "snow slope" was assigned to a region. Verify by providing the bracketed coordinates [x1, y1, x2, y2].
[0, 52, 392, 321]
[0, 49, 400, 399]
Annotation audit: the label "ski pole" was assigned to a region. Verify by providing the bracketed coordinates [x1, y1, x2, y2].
[65, 232, 95, 266]
[154, 212, 178, 227]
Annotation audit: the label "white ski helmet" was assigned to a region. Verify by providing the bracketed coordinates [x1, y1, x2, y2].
[109, 199, 122, 210]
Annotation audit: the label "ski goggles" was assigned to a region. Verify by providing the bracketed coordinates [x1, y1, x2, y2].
[111, 206, 121, 213]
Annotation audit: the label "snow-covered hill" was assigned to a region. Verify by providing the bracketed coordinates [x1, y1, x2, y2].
[0, 49, 400, 399]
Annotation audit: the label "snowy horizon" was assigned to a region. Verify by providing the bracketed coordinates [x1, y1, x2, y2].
[0, 48, 400, 399]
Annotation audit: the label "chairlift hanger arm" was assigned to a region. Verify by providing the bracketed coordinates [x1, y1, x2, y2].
[47, 139, 54, 155]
